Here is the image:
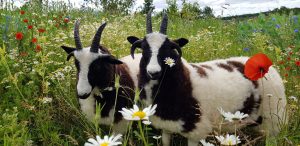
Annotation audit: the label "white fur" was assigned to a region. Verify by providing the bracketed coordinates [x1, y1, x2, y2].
[145, 57, 287, 145]
[74, 47, 102, 96]
[144, 80, 158, 105]
[76, 48, 141, 134]
[146, 33, 166, 75]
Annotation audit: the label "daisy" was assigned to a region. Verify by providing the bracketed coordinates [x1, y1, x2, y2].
[288, 96, 298, 102]
[218, 108, 249, 122]
[164, 57, 175, 67]
[215, 134, 241, 146]
[119, 104, 157, 121]
[84, 134, 122, 146]
[200, 139, 215, 146]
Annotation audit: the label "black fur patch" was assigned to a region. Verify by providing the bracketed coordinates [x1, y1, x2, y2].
[200, 65, 213, 70]
[227, 61, 259, 88]
[217, 63, 233, 72]
[191, 64, 208, 78]
[139, 59, 201, 132]
[239, 94, 261, 115]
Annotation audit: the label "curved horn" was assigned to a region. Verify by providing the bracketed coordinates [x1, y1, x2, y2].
[146, 9, 153, 34]
[74, 20, 83, 50]
[130, 40, 142, 59]
[90, 22, 107, 53]
[160, 13, 168, 35]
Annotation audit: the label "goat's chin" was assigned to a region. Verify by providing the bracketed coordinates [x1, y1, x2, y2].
[147, 73, 161, 80]
[77, 93, 91, 99]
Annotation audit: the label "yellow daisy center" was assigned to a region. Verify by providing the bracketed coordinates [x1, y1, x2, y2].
[132, 111, 146, 119]
[228, 140, 232, 145]
[100, 142, 109, 146]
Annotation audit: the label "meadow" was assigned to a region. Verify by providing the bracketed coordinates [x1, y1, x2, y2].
[0, 1, 299, 146]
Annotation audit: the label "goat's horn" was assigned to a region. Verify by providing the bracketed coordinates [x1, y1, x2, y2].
[90, 22, 107, 53]
[74, 20, 83, 50]
[159, 13, 168, 35]
[146, 9, 153, 34]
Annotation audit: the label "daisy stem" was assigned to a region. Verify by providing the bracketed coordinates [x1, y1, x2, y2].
[123, 121, 133, 146]
[138, 121, 148, 146]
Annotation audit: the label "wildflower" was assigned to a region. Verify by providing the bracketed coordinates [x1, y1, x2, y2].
[287, 57, 291, 61]
[295, 29, 299, 33]
[64, 18, 69, 23]
[142, 120, 151, 125]
[35, 45, 42, 52]
[244, 53, 273, 81]
[84, 134, 122, 146]
[19, 52, 28, 57]
[215, 134, 241, 146]
[15, 32, 23, 40]
[218, 108, 249, 122]
[119, 104, 157, 121]
[285, 66, 291, 71]
[243, 47, 250, 52]
[200, 139, 215, 146]
[164, 57, 175, 67]
[40, 97, 52, 104]
[275, 24, 280, 29]
[295, 61, 300, 67]
[23, 19, 28, 23]
[288, 96, 298, 102]
[31, 38, 37, 43]
[20, 10, 25, 15]
[153, 135, 161, 140]
[278, 61, 284, 65]
[28, 25, 33, 29]
[38, 28, 46, 33]
[272, 17, 276, 21]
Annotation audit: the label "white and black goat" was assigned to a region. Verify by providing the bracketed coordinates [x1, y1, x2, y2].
[127, 12, 287, 146]
[61, 20, 141, 133]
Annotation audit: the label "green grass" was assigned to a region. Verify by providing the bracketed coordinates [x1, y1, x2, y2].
[0, 1, 299, 146]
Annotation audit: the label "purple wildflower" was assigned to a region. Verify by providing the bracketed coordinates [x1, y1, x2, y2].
[295, 29, 299, 33]
[243, 48, 250, 52]
[276, 24, 280, 29]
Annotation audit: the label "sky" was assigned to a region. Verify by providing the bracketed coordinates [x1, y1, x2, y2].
[12, 0, 300, 17]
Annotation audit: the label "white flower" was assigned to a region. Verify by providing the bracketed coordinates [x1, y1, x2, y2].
[200, 139, 215, 146]
[40, 97, 53, 104]
[219, 108, 249, 122]
[119, 104, 157, 121]
[288, 96, 298, 102]
[153, 135, 162, 140]
[84, 134, 122, 146]
[215, 134, 241, 146]
[142, 120, 151, 125]
[164, 57, 175, 67]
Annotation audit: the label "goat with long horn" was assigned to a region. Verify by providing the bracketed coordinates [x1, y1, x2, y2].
[60, 20, 142, 134]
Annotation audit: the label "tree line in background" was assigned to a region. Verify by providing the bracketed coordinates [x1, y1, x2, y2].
[81, 0, 214, 19]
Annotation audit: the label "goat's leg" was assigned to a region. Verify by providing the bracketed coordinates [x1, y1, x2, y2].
[162, 130, 171, 146]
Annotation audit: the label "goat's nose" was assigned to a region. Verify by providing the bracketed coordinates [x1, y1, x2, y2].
[147, 71, 161, 79]
[78, 93, 91, 99]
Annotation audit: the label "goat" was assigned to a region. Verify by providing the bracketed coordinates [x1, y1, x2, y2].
[61, 20, 141, 133]
[127, 12, 287, 146]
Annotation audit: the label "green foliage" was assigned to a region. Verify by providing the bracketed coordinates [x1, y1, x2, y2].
[141, 0, 155, 14]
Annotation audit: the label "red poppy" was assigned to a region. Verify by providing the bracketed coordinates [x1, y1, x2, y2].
[296, 61, 300, 67]
[244, 53, 273, 81]
[15, 32, 23, 40]
[31, 38, 37, 43]
[23, 19, 28, 23]
[284, 73, 288, 77]
[28, 25, 33, 29]
[55, 23, 59, 28]
[278, 60, 284, 65]
[64, 18, 69, 23]
[38, 28, 46, 33]
[287, 57, 291, 61]
[285, 66, 291, 71]
[288, 51, 293, 55]
[20, 10, 25, 15]
[35, 45, 42, 52]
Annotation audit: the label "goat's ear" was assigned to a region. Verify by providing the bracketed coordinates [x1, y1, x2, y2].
[127, 36, 140, 45]
[102, 55, 123, 64]
[61, 45, 76, 54]
[173, 38, 189, 47]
